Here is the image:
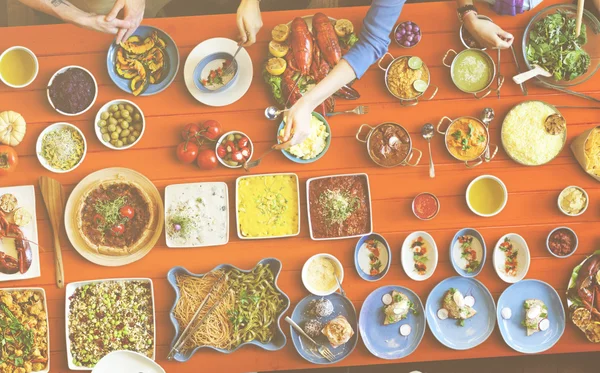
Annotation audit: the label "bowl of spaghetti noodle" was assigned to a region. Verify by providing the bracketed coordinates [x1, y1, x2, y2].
[167, 258, 290, 360]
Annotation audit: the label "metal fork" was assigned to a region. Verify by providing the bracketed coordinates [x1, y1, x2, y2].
[222, 45, 243, 77]
[285, 317, 335, 362]
[326, 105, 369, 117]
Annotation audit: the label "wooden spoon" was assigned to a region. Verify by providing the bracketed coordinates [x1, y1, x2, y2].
[512, 64, 551, 85]
[39, 176, 65, 288]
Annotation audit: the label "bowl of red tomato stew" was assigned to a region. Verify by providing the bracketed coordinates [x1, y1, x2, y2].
[412, 192, 440, 220]
[546, 227, 578, 258]
[215, 131, 253, 168]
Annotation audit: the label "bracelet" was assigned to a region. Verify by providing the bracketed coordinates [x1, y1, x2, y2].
[457, 4, 478, 22]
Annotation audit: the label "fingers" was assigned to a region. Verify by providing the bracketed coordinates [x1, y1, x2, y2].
[112, 18, 132, 29]
[122, 24, 137, 41]
[282, 115, 293, 142]
[106, 0, 125, 21]
[242, 19, 257, 46]
[236, 15, 248, 46]
[115, 28, 127, 44]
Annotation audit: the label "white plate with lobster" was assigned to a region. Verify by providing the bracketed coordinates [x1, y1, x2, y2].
[183, 38, 253, 107]
[0, 185, 40, 281]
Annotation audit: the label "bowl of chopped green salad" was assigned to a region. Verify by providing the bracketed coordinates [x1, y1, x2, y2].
[36, 122, 86, 173]
[523, 4, 600, 87]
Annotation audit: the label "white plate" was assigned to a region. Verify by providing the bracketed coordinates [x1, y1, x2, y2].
[0, 185, 41, 281]
[184, 38, 252, 107]
[164, 182, 229, 248]
[235, 173, 300, 239]
[92, 351, 164, 373]
[401, 231, 438, 281]
[0, 287, 50, 372]
[65, 278, 156, 371]
[492, 233, 530, 283]
[306, 173, 373, 241]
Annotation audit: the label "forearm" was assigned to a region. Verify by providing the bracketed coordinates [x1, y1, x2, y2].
[18, 0, 90, 27]
[300, 60, 356, 108]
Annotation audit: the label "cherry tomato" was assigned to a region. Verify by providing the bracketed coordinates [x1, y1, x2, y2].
[111, 224, 125, 236]
[181, 123, 201, 141]
[120, 205, 135, 219]
[196, 149, 218, 170]
[237, 137, 249, 148]
[176, 141, 199, 164]
[216, 145, 227, 158]
[224, 141, 236, 153]
[231, 150, 244, 162]
[200, 120, 222, 140]
[239, 146, 251, 159]
[93, 214, 104, 225]
[0, 146, 18, 176]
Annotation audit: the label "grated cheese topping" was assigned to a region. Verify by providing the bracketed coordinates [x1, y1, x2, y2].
[40, 127, 85, 170]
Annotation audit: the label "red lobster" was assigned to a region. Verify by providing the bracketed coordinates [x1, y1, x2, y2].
[0, 211, 32, 274]
[569, 253, 600, 318]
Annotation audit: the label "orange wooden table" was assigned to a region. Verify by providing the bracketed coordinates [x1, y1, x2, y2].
[1, 0, 600, 371]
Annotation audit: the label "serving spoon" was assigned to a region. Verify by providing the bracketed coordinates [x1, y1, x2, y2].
[264, 106, 289, 120]
[421, 123, 435, 178]
[242, 141, 292, 171]
[513, 64, 552, 85]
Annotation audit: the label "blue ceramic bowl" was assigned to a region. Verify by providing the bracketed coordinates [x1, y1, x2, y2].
[289, 293, 358, 365]
[449, 228, 486, 277]
[167, 258, 290, 361]
[354, 233, 391, 281]
[496, 279, 565, 354]
[106, 25, 179, 96]
[193, 52, 239, 93]
[425, 276, 496, 350]
[277, 112, 331, 164]
[359, 285, 426, 359]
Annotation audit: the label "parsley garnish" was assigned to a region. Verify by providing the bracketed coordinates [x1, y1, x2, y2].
[451, 130, 462, 141]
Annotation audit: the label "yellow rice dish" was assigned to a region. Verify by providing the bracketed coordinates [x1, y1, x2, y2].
[279, 114, 329, 160]
[502, 101, 565, 166]
[584, 127, 600, 176]
[237, 174, 299, 238]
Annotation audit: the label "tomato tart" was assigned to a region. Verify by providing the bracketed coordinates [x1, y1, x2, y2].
[76, 180, 155, 255]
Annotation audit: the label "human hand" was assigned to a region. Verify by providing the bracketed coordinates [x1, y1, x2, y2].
[83, 14, 132, 35]
[236, 0, 263, 46]
[281, 99, 313, 147]
[106, 0, 146, 44]
[464, 16, 514, 49]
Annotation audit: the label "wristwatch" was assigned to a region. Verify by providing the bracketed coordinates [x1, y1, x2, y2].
[457, 4, 478, 23]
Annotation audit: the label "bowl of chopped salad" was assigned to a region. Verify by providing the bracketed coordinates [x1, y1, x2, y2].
[523, 4, 600, 87]
[36, 122, 87, 173]
[193, 52, 239, 93]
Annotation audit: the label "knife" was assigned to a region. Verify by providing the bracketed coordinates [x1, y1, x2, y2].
[510, 45, 528, 96]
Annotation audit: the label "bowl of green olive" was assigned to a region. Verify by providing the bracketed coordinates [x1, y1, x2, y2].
[94, 99, 145, 150]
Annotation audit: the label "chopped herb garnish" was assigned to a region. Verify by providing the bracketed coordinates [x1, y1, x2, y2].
[319, 189, 360, 226]
[451, 130, 462, 141]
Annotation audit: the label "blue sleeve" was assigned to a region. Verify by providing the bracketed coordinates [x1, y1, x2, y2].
[343, 0, 406, 79]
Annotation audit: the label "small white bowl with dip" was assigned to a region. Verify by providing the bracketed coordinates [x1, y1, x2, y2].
[557, 186, 588, 217]
[302, 253, 344, 296]
[466, 175, 508, 217]
[0, 46, 39, 88]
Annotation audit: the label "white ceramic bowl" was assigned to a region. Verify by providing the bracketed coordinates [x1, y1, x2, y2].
[36, 122, 86, 173]
[401, 231, 438, 281]
[466, 175, 508, 217]
[557, 186, 589, 217]
[0, 46, 39, 88]
[47, 65, 98, 116]
[546, 227, 578, 258]
[92, 351, 164, 373]
[492, 233, 530, 283]
[94, 99, 145, 150]
[301, 253, 344, 296]
[216, 130, 253, 168]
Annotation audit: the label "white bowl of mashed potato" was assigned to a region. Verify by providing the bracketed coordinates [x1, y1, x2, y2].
[278, 112, 330, 163]
[302, 253, 344, 296]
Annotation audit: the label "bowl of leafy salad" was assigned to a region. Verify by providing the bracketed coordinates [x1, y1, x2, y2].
[523, 4, 600, 87]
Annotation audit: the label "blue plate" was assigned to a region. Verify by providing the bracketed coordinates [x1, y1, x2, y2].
[277, 112, 331, 164]
[193, 52, 239, 93]
[449, 228, 486, 277]
[107, 25, 179, 96]
[290, 293, 358, 364]
[354, 233, 391, 281]
[425, 276, 496, 350]
[359, 286, 426, 359]
[167, 258, 290, 361]
[496, 279, 565, 354]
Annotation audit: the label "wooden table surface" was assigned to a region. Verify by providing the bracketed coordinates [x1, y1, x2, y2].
[1, 0, 599, 371]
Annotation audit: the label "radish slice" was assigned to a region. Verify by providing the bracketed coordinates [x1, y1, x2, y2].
[437, 308, 448, 320]
[501, 307, 512, 320]
[464, 295, 475, 308]
[399, 324, 412, 336]
[382, 293, 393, 305]
[527, 306, 541, 320]
[453, 291, 465, 307]
[539, 318, 550, 331]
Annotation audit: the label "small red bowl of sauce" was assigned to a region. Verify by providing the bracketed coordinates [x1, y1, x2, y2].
[547, 227, 578, 258]
[412, 192, 440, 220]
